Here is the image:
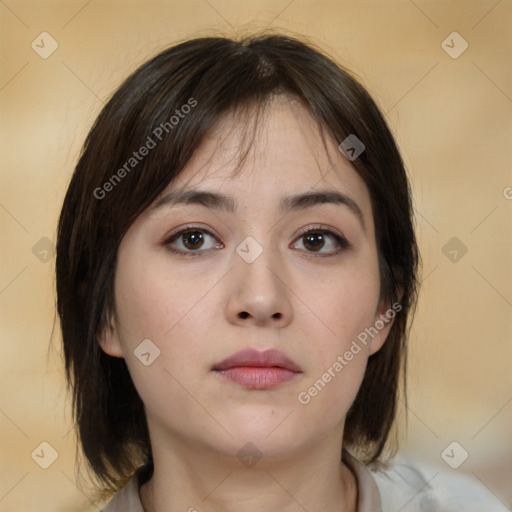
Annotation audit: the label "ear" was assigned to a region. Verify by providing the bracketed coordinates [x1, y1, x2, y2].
[97, 316, 124, 358]
[368, 297, 403, 356]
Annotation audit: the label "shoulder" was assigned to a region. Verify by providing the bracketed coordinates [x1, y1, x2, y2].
[369, 454, 509, 512]
[101, 477, 144, 512]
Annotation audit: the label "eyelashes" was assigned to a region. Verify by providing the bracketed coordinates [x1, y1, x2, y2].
[292, 226, 349, 256]
[162, 225, 350, 258]
[163, 227, 223, 257]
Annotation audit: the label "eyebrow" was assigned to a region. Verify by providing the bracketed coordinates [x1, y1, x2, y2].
[153, 188, 365, 230]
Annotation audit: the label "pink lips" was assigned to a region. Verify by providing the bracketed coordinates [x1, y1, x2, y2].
[212, 348, 302, 390]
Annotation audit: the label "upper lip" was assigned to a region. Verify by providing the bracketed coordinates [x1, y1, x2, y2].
[212, 348, 302, 373]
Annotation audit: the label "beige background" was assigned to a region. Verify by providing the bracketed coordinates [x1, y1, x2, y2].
[1, 1, 511, 511]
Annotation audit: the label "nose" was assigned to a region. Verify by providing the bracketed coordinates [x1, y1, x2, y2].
[225, 247, 293, 328]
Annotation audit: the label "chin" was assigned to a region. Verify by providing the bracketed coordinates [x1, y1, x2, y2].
[213, 415, 312, 460]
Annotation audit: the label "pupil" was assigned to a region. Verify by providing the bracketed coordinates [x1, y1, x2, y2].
[184, 231, 203, 249]
[305, 233, 324, 251]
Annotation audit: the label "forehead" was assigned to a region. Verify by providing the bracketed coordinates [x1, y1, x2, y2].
[156, 96, 373, 221]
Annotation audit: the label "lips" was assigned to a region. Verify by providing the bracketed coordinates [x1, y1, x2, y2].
[212, 348, 302, 390]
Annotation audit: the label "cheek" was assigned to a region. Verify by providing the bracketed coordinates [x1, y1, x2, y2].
[294, 256, 380, 415]
[113, 251, 212, 346]
[310, 260, 381, 352]
[112, 259, 218, 437]
[112, 250, 218, 402]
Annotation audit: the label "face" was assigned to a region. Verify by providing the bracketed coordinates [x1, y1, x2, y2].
[100, 96, 392, 465]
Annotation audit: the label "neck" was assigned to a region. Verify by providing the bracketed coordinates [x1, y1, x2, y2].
[139, 428, 357, 512]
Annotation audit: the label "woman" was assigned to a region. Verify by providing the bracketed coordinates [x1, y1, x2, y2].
[56, 33, 502, 511]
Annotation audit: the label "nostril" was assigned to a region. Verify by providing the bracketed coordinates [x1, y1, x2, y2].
[239, 311, 250, 319]
[272, 312, 282, 319]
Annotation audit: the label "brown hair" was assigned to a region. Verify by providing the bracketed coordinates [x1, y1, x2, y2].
[56, 33, 419, 493]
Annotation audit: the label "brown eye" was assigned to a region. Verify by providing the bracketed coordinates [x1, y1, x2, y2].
[164, 227, 223, 256]
[303, 232, 325, 251]
[291, 228, 348, 256]
[182, 230, 204, 250]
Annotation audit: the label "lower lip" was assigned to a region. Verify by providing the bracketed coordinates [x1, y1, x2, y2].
[214, 367, 299, 390]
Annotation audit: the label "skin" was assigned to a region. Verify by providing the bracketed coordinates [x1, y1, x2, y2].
[99, 96, 393, 512]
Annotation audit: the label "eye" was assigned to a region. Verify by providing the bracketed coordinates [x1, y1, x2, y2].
[164, 227, 223, 256]
[291, 227, 348, 256]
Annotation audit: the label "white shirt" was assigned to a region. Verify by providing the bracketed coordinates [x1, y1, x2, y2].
[102, 452, 508, 511]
